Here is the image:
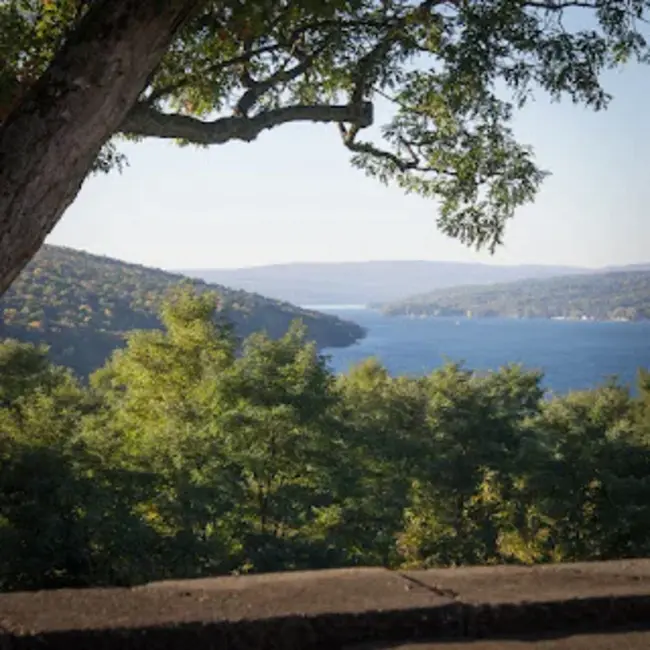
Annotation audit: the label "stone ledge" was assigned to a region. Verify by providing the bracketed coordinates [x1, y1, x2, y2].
[1, 560, 650, 649]
[351, 628, 650, 649]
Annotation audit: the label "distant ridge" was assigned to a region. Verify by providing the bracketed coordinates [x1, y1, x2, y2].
[605, 263, 650, 273]
[179, 260, 595, 305]
[379, 269, 650, 322]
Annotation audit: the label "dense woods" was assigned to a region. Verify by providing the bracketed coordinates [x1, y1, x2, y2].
[380, 271, 650, 321]
[2, 286, 650, 591]
[0, 245, 365, 377]
[2, 0, 650, 597]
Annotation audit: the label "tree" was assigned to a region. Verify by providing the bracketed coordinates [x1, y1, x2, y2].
[0, 339, 161, 590]
[0, 339, 63, 407]
[89, 288, 348, 575]
[512, 383, 650, 563]
[634, 368, 650, 439]
[0, 0, 202, 295]
[86, 287, 244, 578]
[335, 358, 431, 566]
[1, 0, 648, 294]
[396, 363, 545, 567]
[214, 323, 346, 572]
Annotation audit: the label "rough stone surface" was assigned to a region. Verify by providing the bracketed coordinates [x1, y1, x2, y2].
[349, 628, 650, 649]
[404, 560, 650, 604]
[1, 561, 650, 649]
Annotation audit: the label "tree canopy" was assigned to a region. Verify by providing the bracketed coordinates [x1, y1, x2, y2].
[1, 0, 648, 293]
[2, 287, 650, 590]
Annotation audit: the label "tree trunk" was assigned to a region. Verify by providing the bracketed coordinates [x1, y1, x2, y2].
[0, 0, 202, 296]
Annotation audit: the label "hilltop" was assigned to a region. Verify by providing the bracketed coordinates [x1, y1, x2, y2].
[379, 270, 650, 321]
[0, 245, 365, 377]
[180, 260, 589, 306]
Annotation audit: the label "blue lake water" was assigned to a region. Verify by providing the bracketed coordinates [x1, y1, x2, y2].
[318, 308, 650, 395]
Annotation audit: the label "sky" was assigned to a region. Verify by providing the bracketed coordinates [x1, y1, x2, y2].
[47, 50, 650, 271]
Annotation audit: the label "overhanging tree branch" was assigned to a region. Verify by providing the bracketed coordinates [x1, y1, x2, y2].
[1, 0, 643, 297]
[121, 101, 374, 144]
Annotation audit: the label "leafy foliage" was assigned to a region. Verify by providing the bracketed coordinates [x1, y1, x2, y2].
[3, 0, 649, 249]
[2, 286, 650, 591]
[380, 270, 650, 320]
[0, 244, 365, 377]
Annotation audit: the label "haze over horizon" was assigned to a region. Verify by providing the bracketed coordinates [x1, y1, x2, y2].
[175, 258, 623, 272]
[46, 37, 649, 272]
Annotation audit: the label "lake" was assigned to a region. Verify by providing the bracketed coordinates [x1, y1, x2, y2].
[316, 307, 650, 395]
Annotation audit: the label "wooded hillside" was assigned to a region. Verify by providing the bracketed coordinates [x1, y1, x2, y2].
[380, 271, 650, 321]
[0, 245, 365, 377]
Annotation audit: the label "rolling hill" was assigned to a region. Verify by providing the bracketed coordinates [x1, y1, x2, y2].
[179, 260, 590, 305]
[0, 246, 366, 377]
[379, 270, 650, 321]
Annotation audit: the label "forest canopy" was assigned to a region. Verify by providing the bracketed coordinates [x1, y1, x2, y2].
[3, 0, 650, 596]
[2, 286, 650, 591]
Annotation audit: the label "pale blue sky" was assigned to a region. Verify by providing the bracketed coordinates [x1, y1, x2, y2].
[48, 58, 650, 271]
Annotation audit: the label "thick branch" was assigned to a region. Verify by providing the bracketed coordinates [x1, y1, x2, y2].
[121, 101, 373, 144]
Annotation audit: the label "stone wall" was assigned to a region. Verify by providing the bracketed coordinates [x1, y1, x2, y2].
[2, 560, 650, 649]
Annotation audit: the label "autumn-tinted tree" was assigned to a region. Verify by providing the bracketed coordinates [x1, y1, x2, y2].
[2, 0, 649, 293]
